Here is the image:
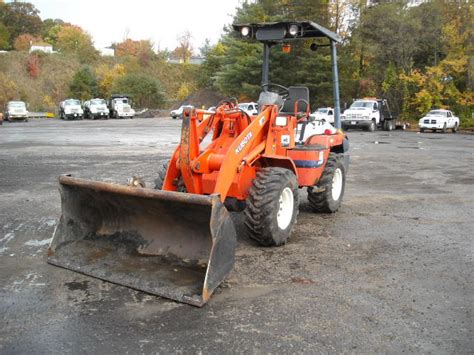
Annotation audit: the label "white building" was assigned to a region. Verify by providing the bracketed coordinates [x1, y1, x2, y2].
[29, 43, 54, 54]
[99, 47, 115, 56]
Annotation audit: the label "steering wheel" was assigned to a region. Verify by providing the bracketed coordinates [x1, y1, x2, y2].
[261, 83, 290, 99]
[216, 97, 239, 110]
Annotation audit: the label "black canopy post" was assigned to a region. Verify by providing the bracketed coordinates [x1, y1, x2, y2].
[262, 43, 270, 85]
[330, 40, 341, 129]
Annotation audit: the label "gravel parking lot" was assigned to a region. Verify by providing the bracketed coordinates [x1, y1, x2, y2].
[0, 118, 472, 353]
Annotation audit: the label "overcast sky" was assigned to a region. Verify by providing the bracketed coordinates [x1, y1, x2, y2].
[29, 0, 242, 52]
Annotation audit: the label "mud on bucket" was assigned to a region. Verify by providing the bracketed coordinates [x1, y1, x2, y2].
[48, 176, 237, 307]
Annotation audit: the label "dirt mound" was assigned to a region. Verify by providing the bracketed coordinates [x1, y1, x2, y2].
[135, 109, 163, 118]
[171, 88, 225, 110]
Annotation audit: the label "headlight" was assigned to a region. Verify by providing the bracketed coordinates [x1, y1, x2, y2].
[241, 26, 250, 37]
[362, 116, 369, 119]
[289, 25, 299, 36]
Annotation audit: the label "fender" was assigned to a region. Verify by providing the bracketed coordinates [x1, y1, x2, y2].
[258, 154, 298, 176]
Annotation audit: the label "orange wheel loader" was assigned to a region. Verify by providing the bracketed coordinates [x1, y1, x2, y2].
[48, 21, 349, 307]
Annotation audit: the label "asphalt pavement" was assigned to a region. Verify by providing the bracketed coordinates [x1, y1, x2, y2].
[0, 118, 472, 353]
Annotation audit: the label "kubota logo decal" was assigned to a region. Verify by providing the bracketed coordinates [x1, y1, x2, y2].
[235, 132, 253, 154]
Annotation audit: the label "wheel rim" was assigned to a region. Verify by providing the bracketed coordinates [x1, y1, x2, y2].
[331, 168, 343, 201]
[277, 187, 294, 230]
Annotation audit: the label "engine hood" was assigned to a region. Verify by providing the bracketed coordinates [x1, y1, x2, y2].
[65, 105, 82, 110]
[9, 108, 27, 113]
[91, 105, 108, 110]
[422, 115, 445, 119]
[343, 108, 371, 115]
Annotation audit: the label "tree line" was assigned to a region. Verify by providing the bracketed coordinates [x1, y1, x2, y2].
[197, 0, 472, 124]
[0, 0, 472, 126]
[0, 1, 196, 110]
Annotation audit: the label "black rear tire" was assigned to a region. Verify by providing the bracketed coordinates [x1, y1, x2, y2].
[244, 167, 299, 246]
[308, 153, 346, 213]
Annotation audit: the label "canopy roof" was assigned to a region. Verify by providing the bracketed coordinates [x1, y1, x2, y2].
[233, 21, 341, 43]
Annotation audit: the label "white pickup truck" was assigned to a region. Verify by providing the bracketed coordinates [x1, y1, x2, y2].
[310, 107, 334, 123]
[59, 99, 83, 120]
[419, 109, 459, 133]
[170, 105, 185, 119]
[238, 102, 258, 116]
[4, 101, 29, 122]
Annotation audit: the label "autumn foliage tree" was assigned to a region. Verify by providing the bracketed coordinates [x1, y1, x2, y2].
[27, 54, 41, 78]
[0, 1, 42, 46]
[0, 72, 18, 107]
[115, 38, 155, 66]
[56, 25, 98, 63]
[13, 33, 40, 51]
[95, 64, 126, 98]
[172, 31, 193, 63]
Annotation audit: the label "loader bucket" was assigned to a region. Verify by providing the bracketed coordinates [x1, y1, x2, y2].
[48, 175, 236, 307]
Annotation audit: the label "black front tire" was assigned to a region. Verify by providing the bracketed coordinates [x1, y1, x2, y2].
[308, 153, 346, 213]
[367, 120, 376, 132]
[452, 123, 458, 133]
[442, 123, 447, 133]
[154, 160, 170, 190]
[153, 159, 186, 192]
[244, 167, 299, 246]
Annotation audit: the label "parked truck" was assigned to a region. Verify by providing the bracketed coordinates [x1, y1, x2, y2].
[59, 99, 83, 120]
[4, 101, 29, 122]
[108, 95, 135, 119]
[84, 98, 109, 119]
[341, 98, 406, 132]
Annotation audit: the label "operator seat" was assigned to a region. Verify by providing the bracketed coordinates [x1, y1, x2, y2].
[280, 86, 310, 116]
[280, 87, 312, 143]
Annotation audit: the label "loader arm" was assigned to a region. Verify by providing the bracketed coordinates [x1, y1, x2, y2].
[162, 109, 218, 191]
[179, 107, 202, 193]
[213, 105, 276, 201]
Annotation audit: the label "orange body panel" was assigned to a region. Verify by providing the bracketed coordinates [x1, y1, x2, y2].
[162, 102, 346, 202]
[287, 148, 329, 186]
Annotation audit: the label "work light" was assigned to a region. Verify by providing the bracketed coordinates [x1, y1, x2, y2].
[241, 26, 250, 37]
[289, 25, 299, 36]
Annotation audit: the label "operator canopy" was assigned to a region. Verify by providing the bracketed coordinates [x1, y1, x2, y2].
[232, 21, 341, 43]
